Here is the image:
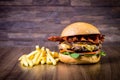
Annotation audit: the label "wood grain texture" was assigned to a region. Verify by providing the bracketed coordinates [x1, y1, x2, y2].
[0, 6, 120, 46]
[0, 46, 120, 80]
[0, 0, 119, 6]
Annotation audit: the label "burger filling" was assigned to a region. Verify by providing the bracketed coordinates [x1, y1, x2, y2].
[59, 42, 102, 52]
[48, 34, 106, 59]
[58, 34, 105, 58]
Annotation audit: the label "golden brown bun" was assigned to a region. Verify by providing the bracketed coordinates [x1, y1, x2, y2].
[59, 52, 101, 64]
[61, 22, 100, 37]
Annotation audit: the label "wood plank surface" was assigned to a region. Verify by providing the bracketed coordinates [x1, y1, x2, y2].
[0, 46, 119, 80]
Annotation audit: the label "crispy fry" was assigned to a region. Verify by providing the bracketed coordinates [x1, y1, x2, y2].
[20, 60, 24, 66]
[27, 51, 37, 60]
[18, 45, 59, 67]
[21, 55, 29, 67]
[18, 55, 25, 61]
[32, 51, 40, 65]
[46, 48, 57, 65]
[26, 57, 33, 67]
[36, 47, 46, 64]
[36, 45, 41, 52]
[41, 57, 46, 64]
[46, 55, 52, 64]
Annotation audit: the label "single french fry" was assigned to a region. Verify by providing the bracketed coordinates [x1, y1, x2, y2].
[46, 55, 51, 64]
[32, 51, 40, 65]
[27, 51, 37, 60]
[46, 51, 52, 65]
[40, 47, 46, 57]
[36, 45, 41, 52]
[18, 57, 22, 61]
[46, 55, 52, 65]
[36, 45, 41, 63]
[35, 56, 41, 65]
[41, 57, 46, 65]
[21, 55, 29, 67]
[36, 47, 45, 64]
[46, 48, 56, 65]
[26, 57, 33, 67]
[18, 55, 25, 61]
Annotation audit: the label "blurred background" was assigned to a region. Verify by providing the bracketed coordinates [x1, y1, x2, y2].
[0, 0, 119, 47]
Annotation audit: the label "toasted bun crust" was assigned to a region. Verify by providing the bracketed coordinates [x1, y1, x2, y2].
[59, 51, 101, 64]
[61, 22, 100, 37]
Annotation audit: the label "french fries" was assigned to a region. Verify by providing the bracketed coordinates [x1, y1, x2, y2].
[46, 48, 57, 65]
[18, 45, 59, 67]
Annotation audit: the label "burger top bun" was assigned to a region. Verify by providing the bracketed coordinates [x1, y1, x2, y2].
[61, 22, 100, 37]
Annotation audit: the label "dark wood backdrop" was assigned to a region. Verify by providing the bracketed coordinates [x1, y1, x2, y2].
[0, 0, 120, 80]
[0, 0, 120, 47]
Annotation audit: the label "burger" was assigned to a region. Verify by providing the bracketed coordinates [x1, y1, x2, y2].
[48, 22, 106, 64]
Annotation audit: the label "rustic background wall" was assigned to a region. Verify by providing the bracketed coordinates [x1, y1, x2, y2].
[0, 0, 120, 47]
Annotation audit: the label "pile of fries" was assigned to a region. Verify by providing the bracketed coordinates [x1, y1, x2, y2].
[18, 45, 59, 67]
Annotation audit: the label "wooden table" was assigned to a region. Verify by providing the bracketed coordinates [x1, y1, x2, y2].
[0, 45, 120, 80]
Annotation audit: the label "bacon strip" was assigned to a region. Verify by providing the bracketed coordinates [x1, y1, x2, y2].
[48, 36, 63, 42]
[48, 34, 105, 44]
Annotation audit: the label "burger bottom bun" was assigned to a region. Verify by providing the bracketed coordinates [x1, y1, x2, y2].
[59, 53, 101, 64]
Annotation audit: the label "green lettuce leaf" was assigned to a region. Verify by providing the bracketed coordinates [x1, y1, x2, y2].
[62, 51, 106, 59]
[63, 52, 70, 55]
[63, 52, 80, 58]
[70, 53, 80, 59]
[99, 51, 106, 56]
